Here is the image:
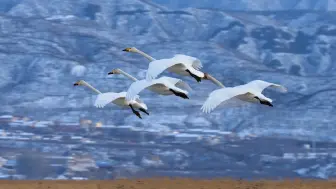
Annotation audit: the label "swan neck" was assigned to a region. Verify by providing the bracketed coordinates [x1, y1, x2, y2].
[135, 49, 156, 61]
[119, 70, 138, 81]
[206, 74, 225, 88]
[83, 81, 102, 94]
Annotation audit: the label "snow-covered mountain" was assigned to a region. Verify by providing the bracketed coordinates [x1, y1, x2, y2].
[1, 0, 336, 141]
[152, 0, 336, 11]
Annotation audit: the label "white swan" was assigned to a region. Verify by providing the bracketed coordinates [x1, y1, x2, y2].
[122, 47, 225, 87]
[201, 80, 288, 113]
[73, 80, 149, 119]
[108, 68, 192, 101]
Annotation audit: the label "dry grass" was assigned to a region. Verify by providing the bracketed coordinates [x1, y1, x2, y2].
[0, 178, 336, 189]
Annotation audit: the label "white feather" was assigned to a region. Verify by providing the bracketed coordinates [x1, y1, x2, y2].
[246, 80, 288, 93]
[201, 80, 287, 113]
[158, 76, 192, 92]
[128, 48, 205, 81]
[171, 54, 203, 70]
[145, 58, 204, 81]
[126, 77, 189, 102]
[94, 92, 125, 108]
[145, 59, 182, 80]
[76, 80, 148, 114]
[201, 87, 249, 114]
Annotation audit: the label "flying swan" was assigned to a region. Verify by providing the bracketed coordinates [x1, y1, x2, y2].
[201, 80, 288, 113]
[73, 80, 149, 119]
[122, 47, 225, 88]
[107, 68, 192, 101]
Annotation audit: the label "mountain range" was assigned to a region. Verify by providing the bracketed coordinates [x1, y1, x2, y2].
[1, 0, 335, 141]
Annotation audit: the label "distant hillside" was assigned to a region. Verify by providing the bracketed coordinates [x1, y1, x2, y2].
[0, 0, 335, 141]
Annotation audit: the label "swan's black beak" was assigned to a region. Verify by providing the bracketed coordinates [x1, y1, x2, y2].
[73, 83, 79, 86]
[122, 48, 131, 52]
[108, 72, 113, 75]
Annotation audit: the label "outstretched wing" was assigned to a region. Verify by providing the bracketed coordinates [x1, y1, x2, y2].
[246, 80, 288, 93]
[145, 59, 183, 81]
[201, 87, 249, 114]
[158, 76, 192, 92]
[126, 80, 154, 102]
[172, 54, 203, 70]
[94, 92, 122, 108]
[216, 96, 251, 108]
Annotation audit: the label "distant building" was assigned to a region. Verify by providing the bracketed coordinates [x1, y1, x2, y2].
[159, 135, 175, 143]
[52, 122, 84, 133]
[80, 119, 93, 132]
[95, 160, 116, 170]
[3, 159, 16, 169]
[95, 125, 155, 142]
[186, 129, 232, 136]
[67, 154, 97, 174]
[0, 115, 13, 124]
[141, 156, 164, 168]
[303, 144, 311, 149]
[167, 133, 203, 143]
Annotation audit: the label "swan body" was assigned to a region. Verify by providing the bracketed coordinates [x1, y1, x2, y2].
[125, 76, 190, 102]
[201, 80, 287, 113]
[73, 80, 149, 119]
[108, 68, 192, 101]
[145, 56, 204, 80]
[122, 47, 225, 88]
[93, 91, 144, 109]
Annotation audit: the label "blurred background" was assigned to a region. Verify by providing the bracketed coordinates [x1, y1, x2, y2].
[0, 0, 335, 180]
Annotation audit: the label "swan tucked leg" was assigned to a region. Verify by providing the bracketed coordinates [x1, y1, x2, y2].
[169, 89, 189, 99]
[139, 108, 149, 115]
[185, 69, 202, 82]
[254, 96, 273, 107]
[129, 104, 142, 119]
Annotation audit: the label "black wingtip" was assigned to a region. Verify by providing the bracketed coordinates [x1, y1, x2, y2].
[169, 89, 189, 99]
[260, 100, 273, 107]
[139, 108, 149, 115]
[136, 114, 142, 119]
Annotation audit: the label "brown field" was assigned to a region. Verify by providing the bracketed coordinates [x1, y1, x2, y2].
[0, 178, 336, 189]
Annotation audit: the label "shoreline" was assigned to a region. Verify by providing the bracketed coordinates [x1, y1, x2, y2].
[0, 178, 335, 189]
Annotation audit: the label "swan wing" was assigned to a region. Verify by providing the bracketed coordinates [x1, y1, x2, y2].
[246, 80, 288, 93]
[145, 59, 183, 81]
[126, 80, 154, 102]
[201, 87, 249, 113]
[158, 76, 192, 92]
[216, 96, 251, 108]
[172, 54, 203, 70]
[184, 63, 205, 78]
[94, 92, 122, 108]
[152, 77, 188, 95]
